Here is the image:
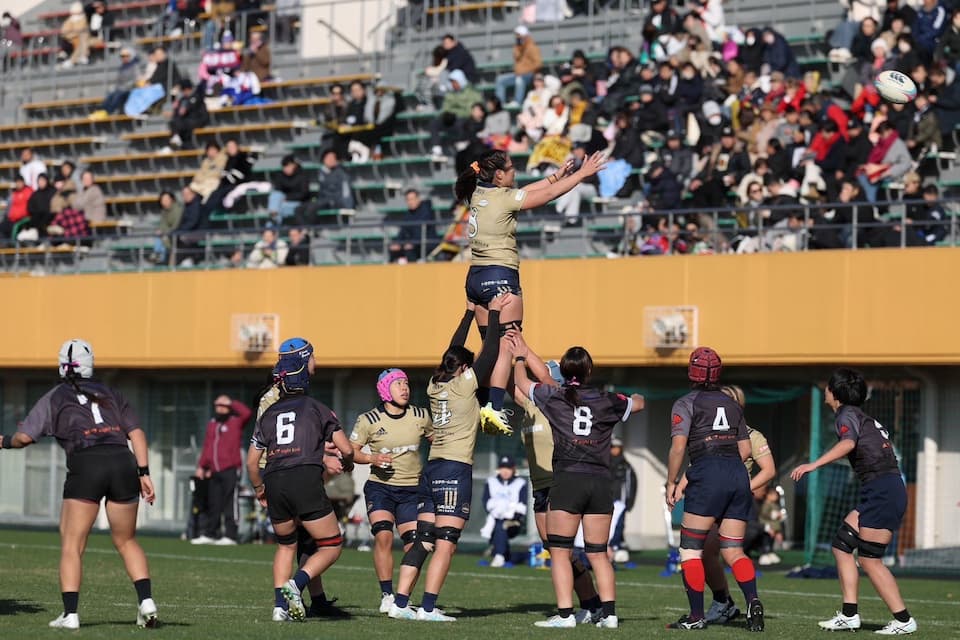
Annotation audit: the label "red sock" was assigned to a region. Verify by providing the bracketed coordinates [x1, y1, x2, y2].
[732, 557, 758, 603]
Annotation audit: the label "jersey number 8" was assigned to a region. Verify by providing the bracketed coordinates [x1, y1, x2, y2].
[277, 412, 296, 445]
[573, 406, 594, 436]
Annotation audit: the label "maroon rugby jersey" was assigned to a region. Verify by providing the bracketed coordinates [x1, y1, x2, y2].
[252, 394, 341, 475]
[670, 389, 748, 461]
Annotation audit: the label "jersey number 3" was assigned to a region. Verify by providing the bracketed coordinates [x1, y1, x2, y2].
[573, 406, 594, 436]
[276, 412, 296, 445]
[712, 407, 730, 431]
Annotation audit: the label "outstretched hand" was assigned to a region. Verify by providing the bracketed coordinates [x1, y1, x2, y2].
[577, 151, 609, 178]
[554, 158, 576, 180]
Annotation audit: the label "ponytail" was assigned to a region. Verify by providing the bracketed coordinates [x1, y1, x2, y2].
[559, 346, 593, 406]
[454, 149, 510, 204]
[433, 345, 475, 383]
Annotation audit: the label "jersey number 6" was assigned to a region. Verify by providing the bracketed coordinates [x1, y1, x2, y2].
[276, 412, 296, 445]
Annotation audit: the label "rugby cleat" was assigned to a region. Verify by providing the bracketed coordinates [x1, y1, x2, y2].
[416, 607, 456, 622]
[818, 612, 862, 631]
[667, 615, 707, 630]
[596, 614, 619, 628]
[379, 593, 395, 614]
[705, 598, 740, 625]
[576, 608, 599, 624]
[280, 579, 305, 621]
[272, 606, 291, 622]
[535, 614, 576, 628]
[387, 603, 417, 620]
[480, 403, 513, 435]
[49, 612, 80, 630]
[136, 597, 159, 628]
[746, 599, 764, 632]
[874, 618, 917, 635]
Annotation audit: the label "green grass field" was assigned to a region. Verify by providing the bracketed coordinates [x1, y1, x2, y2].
[1, 529, 957, 639]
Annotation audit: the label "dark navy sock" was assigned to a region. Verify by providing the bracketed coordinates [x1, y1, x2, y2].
[489, 387, 506, 411]
[274, 588, 286, 608]
[62, 592, 79, 615]
[421, 592, 438, 612]
[293, 569, 310, 592]
[379, 579, 393, 596]
[394, 593, 410, 608]
[134, 579, 152, 604]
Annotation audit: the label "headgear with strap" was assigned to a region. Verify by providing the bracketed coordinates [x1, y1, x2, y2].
[377, 368, 408, 404]
[688, 346, 722, 384]
[274, 337, 314, 393]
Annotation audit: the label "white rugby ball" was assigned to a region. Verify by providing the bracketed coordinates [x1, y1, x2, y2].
[874, 70, 917, 104]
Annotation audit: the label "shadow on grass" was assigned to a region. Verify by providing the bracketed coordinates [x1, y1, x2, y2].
[0, 599, 45, 615]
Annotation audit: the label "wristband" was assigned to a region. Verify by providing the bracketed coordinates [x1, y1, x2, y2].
[138, 465, 150, 477]
[514, 356, 527, 363]
[1, 435, 12, 449]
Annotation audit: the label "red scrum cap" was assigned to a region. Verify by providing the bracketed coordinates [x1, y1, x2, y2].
[688, 346, 722, 384]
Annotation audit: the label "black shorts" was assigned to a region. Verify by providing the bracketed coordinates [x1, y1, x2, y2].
[419, 458, 471, 520]
[364, 481, 427, 525]
[465, 265, 522, 305]
[264, 466, 333, 523]
[857, 473, 907, 531]
[64, 445, 140, 503]
[533, 487, 551, 514]
[684, 457, 752, 521]
[549, 471, 613, 515]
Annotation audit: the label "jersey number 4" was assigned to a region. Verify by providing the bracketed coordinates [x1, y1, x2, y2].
[276, 412, 296, 445]
[573, 406, 594, 436]
[712, 407, 730, 431]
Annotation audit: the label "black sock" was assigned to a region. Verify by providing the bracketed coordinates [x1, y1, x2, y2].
[489, 387, 506, 411]
[601, 600, 616, 618]
[581, 595, 601, 611]
[893, 609, 911, 623]
[842, 603, 858, 617]
[379, 579, 393, 596]
[274, 588, 285, 608]
[134, 579, 152, 604]
[309, 592, 327, 611]
[62, 592, 79, 615]
[712, 588, 729, 605]
[559, 607, 574, 619]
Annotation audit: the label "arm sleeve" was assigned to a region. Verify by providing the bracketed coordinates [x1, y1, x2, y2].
[18, 391, 56, 442]
[251, 419, 266, 450]
[835, 409, 860, 443]
[670, 396, 693, 438]
[324, 406, 343, 441]
[471, 310, 501, 381]
[349, 416, 367, 445]
[610, 392, 632, 423]
[506, 188, 527, 215]
[750, 429, 772, 461]
[736, 409, 750, 441]
[115, 390, 142, 435]
[449, 309, 476, 348]
[421, 414, 434, 440]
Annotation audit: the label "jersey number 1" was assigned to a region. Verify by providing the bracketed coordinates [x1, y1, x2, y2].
[77, 394, 104, 424]
[712, 407, 730, 431]
[573, 406, 594, 436]
[276, 412, 296, 445]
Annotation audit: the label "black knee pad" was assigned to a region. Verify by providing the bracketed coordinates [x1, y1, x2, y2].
[371, 520, 394, 536]
[858, 538, 887, 559]
[570, 556, 588, 579]
[547, 534, 575, 549]
[276, 530, 298, 545]
[435, 526, 462, 545]
[680, 527, 709, 551]
[583, 541, 607, 554]
[832, 522, 860, 555]
[416, 519, 437, 545]
[400, 529, 417, 545]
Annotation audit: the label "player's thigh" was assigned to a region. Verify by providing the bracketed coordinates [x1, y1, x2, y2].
[534, 512, 547, 542]
[474, 304, 489, 327]
[60, 498, 100, 545]
[435, 514, 466, 531]
[499, 292, 523, 324]
[546, 509, 581, 538]
[682, 511, 717, 532]
[717, 518, 747, 539]
[301, 511, 341, 540]
[859, 526, 893, 545]
[105, 499, 141, 542]
[581, 513, 612, 544]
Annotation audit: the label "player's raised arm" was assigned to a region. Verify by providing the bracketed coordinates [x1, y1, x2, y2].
[520, 151, 608, 210]
[449, 301, 476, 348]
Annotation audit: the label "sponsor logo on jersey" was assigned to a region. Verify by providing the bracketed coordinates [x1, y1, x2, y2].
[374, 427, 387, 437]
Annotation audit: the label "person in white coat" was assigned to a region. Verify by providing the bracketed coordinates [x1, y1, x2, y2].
[481, 456, 528, 567]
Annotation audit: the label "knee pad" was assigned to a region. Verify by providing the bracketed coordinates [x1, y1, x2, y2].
[858, 538, 887, 559]
[276, 530, 298, 546]
[435, 526, 462, 545]
[400, 529, 417, 546]
[499, 320, 522, 337]
[832, 522, 860, 555]
[314, 534, 344, 549]
[400, 522, 436, 569]
[547, 534, 575, 549]
[570, 556, 589, 579]
[371, 520, 394, 537]
[680, 527, 709, 551]
[583, 541, 607, 554]
[718, 534, 744, 549]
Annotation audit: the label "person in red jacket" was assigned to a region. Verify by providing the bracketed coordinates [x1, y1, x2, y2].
[0, 175, 33, 240]
[192, 395, 252, 545]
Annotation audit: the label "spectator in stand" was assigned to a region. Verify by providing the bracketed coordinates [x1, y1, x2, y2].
[175, 187, 205, 239]
[329, 80, 371, 160]
[389, 189, 436, 264]
[601, 46, 641, 117]
[644, 0, 681, 45]
[74, 170, 106, 224]
[662, 131, 695, 185]
[196, 33, 242, 95]
[558, 50, 597, 100]
[57, 161, 79, 190]
[165, 80, 209, 151]
[691, 0, 725, 42]
[454, 102, 488, 173]
[191, 396, 252, 545]
[635, 84, 669, 136]
[245, 227, 288, 269]
[554, 141, 600, 226]
[243, 31, 271, 82]
[762, 28, 801, 78]
[284, 227, 311, 266]
[441, 33, 477, 83]
[59, 2, 89, 69]
[189, 142, 226, 203]
[907, 93, 942, 158]
[23, 174, 56, 240]
[417, 45, 449, 109]
[479, 96, 512, 149]
[84, 0, 114, 45]
[355, 83, 398, 159]
[910, 184, 948, 244]
[322, 83, 348, 126]
[124, 46, 182, 116]
[429, 69, 481, 159]
[929, 65, 960, 140]
[935, 9, 960, 72]
[92, 47, 140, 117]
[527, 95, 571, 171]
[313, 149, 354, 211]
[47, 196, 91, 242]
[204, 139, 257, 214]
[219, 67, 262, 107]
[268, 155, 310, 221]
[883, 0, 918, 31]
[495, 25, 542, 107]
[1, 12, 23, 51]
[677, 63, 706, 122]
[516, 73, 556, 142]
[689, 125, 751, 208]
[0, 175, 32, 240]
[915, 0, 948, 62]
[646, 161, 683, 212]
[849, 38, 897, 119]
[19, 148, 47, 190]
[857, 121, 911, 201]
[152, 190, 183, 264]
[739, 28, 765, 73]
[481, 456, 527, 569]
[850, 17, 881, 65]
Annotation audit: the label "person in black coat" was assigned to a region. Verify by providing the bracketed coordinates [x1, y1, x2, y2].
[929, 66, 960, 139]
[389, 189, 436, 263]
[883, 0, 918, 31]
[202, 139, 256, 215]
[168, 80, 209, 150]
[26, 173, 56, 235]
[739, 29, 766, 73]
[441, 34, 477, 83]
[646, 162, 682, 211]
[633, 85, 669, 134]
[762, 28, 801, 79]
[284, 227, 312, 266]
[269, 155, 310, 221]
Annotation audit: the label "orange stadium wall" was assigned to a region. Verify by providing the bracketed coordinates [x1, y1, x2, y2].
[1, 248, 959, 369]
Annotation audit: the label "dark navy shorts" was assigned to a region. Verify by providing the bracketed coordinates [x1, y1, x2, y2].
[533, 487, 551, 514]
[857, 473, 907, 532]
[364, 481, 426, 525]
[684, 457, 752, 521]
[465, 265, 522, 305]
[420, 458, 473, 520]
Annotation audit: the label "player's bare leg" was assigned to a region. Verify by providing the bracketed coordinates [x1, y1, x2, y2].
[536, 509, 579, 628]
[279, 514, 344, 622]
[105, 499, 157, 627]
[391, 514, 434, 619]
[858, 525, 916, 634]
[703, 524, 739, 624]
[478, 294, 521, 435]
[369, 510, 397, 611]
[717, 519, 763, 632]
[51, 499, 99, 629]
[272, 519, 303, 620]
[583, 513, 618, 628]
[414, 514, 462, 621]
[535, 511, 600, 623]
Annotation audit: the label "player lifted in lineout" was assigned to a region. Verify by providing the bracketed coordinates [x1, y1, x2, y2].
[666, 347, 765, 632]
[792, 369, 917, 635]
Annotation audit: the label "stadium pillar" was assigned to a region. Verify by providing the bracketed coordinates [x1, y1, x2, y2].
[907, 368, 939, 549]
[804, 385, 822, 566]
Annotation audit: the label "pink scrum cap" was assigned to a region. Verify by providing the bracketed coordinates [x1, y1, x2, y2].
[377, 368, 408, 402]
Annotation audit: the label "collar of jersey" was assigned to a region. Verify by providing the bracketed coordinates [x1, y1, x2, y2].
[478, 181, 496, 188]
[380, 402, 408, 420]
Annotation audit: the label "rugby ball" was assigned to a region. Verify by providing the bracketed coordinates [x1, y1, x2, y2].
[874, 70, 917, 104]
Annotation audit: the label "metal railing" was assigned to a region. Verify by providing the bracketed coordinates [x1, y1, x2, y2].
[0, 196, 957, 276]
